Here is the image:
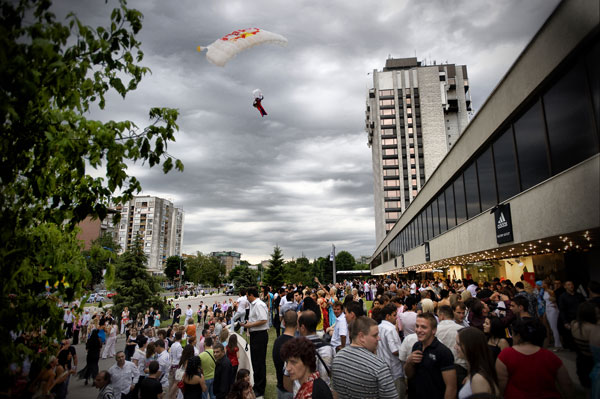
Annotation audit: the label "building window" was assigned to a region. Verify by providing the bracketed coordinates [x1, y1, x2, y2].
[385, 201, 401, 209]
[464, 162, 481, 219]
[383, 148, 398, 156]
[381, 118, 396, 126]
[381, 127, 395, 136]
[379, 99, 395, 106]
[513, 99, 550, 190]
[454, 174, 467, 225]
[431, 199, 440, 237]
[384, 190, 401, 198]
[406, 98, 412, 105]
[383, 159, 399, 166]
[384, 179, 400, 187]
[544, 59, 598, 175]
[408, 127, 413, 134]
[382, 138, 398, 146]
[407, 117, 413, 124]
[407, 108, 412, 115]
[379, 89, 394, 96]
[493, 127, 520, 202]
[445, 185, 456, 229]
[383, 169, 399, 176]
[477, 147, 497, 211]
[380, 108, 395, 116]
[386, 212, 400, 219]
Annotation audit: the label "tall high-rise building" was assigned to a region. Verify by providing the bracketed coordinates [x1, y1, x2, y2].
[366, 57, 472, 245]
[116, 196, 184, 274]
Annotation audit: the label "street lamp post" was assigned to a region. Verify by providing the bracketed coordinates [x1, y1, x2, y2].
[331, 244, 336, 284]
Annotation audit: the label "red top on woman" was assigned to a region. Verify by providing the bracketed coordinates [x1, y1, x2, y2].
[227, 345, 239, 367]
[497, 346, 563, 399]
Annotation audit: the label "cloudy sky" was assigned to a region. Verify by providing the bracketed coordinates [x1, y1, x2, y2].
[53, 0, 560, 263]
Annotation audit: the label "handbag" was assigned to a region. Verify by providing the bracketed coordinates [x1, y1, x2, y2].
[177, 378, 185, 393]
[175, 367, 185, 381]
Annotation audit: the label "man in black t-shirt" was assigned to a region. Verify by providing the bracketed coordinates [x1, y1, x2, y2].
[272, 309, 297, 399]
[405, 313, 456, 399]
[139, 360, 163, 399]
[172, 304, 182, 326]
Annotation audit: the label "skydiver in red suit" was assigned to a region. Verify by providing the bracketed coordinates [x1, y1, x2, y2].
[253, 95, 267, 117]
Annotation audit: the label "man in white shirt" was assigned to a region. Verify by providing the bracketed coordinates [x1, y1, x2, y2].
[63, 308, 74, 338]
[167, 332, 183, 399]
[154, 340, 170, 391]
[436, 305, 468, 386]
[81, 309, 91, 343]
[378, 304, 406, 399]
[327, 301, 347, 352]
[184, 305, 193, 325]
[243, 287, 269, 398]
[230, 288, 249, 334]
[108, 351, 139, 399]
[398, 296, 418, 336]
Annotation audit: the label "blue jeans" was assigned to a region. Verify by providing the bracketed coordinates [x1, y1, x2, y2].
[203, 378, 215, 399]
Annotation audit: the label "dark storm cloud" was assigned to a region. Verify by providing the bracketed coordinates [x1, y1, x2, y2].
[51, 0, 560, 262]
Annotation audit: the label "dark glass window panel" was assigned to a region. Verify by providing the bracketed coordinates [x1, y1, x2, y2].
[464, 162, 481, 219]
[431, 199, 440, 237]
[544, 59, 598, 174]
[422, 211, 427, 242]
[514, 100, 550, 190]
[586, 40, 600, 129]
[438, 192, 448, 233]
[477, 147, 497, 211]
[445, 185, 456, 229]
[493, 128, 520, 202]
[425, 204, 432, 240]
[454, 175, 467, 225]
[382, 247, 389, 263]
[416, 215, 422, 246]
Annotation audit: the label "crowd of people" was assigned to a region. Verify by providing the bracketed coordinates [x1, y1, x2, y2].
[13, 275, 600, 399]
[264, 276, 600, 399]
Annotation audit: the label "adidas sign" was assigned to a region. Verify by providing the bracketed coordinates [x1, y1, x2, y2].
[497, 212, 508, 229]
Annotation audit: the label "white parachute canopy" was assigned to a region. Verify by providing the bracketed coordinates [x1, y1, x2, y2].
[197, 28, 288, 67]
[252, 89, 263, 99]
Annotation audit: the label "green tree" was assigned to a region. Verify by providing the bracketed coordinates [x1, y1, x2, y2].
[0, 0, 181, 377]
[164, 255, 185, 281]
[198, 255, 225, 287]
[112, 235, 165, 319]
[314, 256, 333, 284]
[83, 233, 120, 286]
[335, 250, 356, 271]
[264, 245, 285, 288]
[284, 257, 311, 286]
[228, 265, 257, 291]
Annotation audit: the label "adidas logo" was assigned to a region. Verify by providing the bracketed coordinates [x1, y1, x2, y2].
[497, 212, 508, 229]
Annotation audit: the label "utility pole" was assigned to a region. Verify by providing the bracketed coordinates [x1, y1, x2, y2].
[331, 244, 336, 284]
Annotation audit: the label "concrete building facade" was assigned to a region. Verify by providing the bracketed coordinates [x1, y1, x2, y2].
[369, 0, 600, 286]
[76, 210, 118, 250]
[210, 251, 241, 275]
[366, 57, 472, 245]
[117, 196, 184, 274]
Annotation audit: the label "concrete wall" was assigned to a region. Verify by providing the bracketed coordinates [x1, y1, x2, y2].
[373, 155, 600, 274]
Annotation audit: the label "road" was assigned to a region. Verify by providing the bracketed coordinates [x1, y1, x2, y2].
[68, 293, 236, 399]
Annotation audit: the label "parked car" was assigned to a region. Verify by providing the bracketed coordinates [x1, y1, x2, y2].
[106, 292, 117, 298]
[98, 290, 108, 296]
[225, 284, 235, 295]
[87, 293, 104, 303]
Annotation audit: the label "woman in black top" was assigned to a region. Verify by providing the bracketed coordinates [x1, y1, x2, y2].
[281, 337, 333, 399]
[182, 356, 207, 399]
[77, 329, 101, 385]
[483, 315, 509, 360]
